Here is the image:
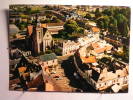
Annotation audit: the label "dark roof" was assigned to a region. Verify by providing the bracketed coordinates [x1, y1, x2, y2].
[40, 53, 57, 61]
[91, 69, 100, 82]
[9, 24, 19, 34]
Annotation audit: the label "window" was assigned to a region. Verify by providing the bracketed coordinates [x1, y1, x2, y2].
[99, 84, 101, 87]
[123, 80, 127, 84]
[38, 31, 41, 39]
[113, 80, 116, 83]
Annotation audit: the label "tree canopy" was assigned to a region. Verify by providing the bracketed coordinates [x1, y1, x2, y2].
[96, 7, 130, 37]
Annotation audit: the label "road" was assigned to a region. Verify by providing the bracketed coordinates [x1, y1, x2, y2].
[60, 55, 97, 92]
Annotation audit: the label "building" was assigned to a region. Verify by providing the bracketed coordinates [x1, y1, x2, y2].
[9, 24, 20, 34]
[74, 35, 128, 92]
[90, 40, 113, 57]
[29, 22, 53, 54]
[41, 22, 64, 35]
[27, 20, 64, 54]
[86, 57, 129, 92]
[85, 21, 97, 27]
[9, 55, 42, 90]
[91, 26, 100, 34]
[39, 53, 58, 72]
[62, 40, 80, 56]
[74, 51, 128, 92]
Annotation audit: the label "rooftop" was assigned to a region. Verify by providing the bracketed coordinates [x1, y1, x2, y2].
[91, 27, 100, 33]
[40, 53, 57, 62]
[81, 56, 96, 63]
[27, 25, 33, 35]
[44, 22, 64, 27]
[9, 24, 20, 34]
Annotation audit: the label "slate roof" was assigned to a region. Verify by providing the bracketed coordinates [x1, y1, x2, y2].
[40, 53, 57, 61]
[9, 24, 19, 34]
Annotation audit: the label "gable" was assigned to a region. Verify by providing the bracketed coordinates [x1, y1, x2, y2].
[43, 30, 52, 40]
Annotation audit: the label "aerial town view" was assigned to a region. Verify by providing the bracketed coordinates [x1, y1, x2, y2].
[9, 5, 130, 93]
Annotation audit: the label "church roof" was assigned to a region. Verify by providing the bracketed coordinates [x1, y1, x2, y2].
[46, 22, 64, 27]
[40, 53, 57, 61]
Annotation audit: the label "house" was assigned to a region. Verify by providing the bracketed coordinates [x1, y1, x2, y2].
[10, 56, 42, 90]
[78, 31, 100, 47]
[10, 48, 31, 59]
[91, 26, 100, 34]
[9, 24, 20, 34]
[41, 22, 64, 35]
[85, 21, 97, 27]
[74, 36, 129, 92]
[80, 56, 96, 63]
[88, 57, 129, 91]
[90, 40, 113, 56]
[75, 49, 128, 92]
[62, 40, 80, 56]
[39, 53, 58, 72]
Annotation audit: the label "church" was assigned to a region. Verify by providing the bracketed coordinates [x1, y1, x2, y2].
[27, 21, 53, 54]
[27, 17, 64, 55]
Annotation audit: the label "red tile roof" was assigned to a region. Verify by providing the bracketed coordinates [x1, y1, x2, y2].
[81, 56, 96, 63]
[105, 45, 113, 51]
[46, 22, 64, 27]
[27, 25, 33, 35]
[18, 66, 27, 73]
[92, 27, 100, 33]
[91, 42, 100, 49]
[94, 47, 106, 54]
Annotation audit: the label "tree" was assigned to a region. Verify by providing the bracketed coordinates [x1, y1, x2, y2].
[95, 8, 102, 19]
[115, 14, 129, 37]
[64, 20, 79, 33]
[84, 13, 92, 20]
[45, 50, 53, 54]
[102, 7, 114, 16]
[51, 16, 61, 23]
[54, 48, 62, 56]
[108, 16, 118, 35]
[17, 22, 27, 30]
[96, 16, 110, 31]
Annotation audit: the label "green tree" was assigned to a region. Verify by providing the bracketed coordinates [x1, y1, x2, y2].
[51, 16, 61, 23]
[17, 22, 27, 30]
[54, 48, 62, 55]
[64, 20, 79, 33]
[45, 50, 53, 54]
[95, 8, 102, 19]
[108, 16, 118, 35]
[96, 16, 110, 30]
[115, 14, 129, 37]
[84, 13, 92, 20]
[102, 7, 114, 16]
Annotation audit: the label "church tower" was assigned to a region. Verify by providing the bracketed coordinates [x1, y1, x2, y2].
[31, 14, 53, 54]
[43, 30, 52, 52]
[32, 15, 44, 54]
